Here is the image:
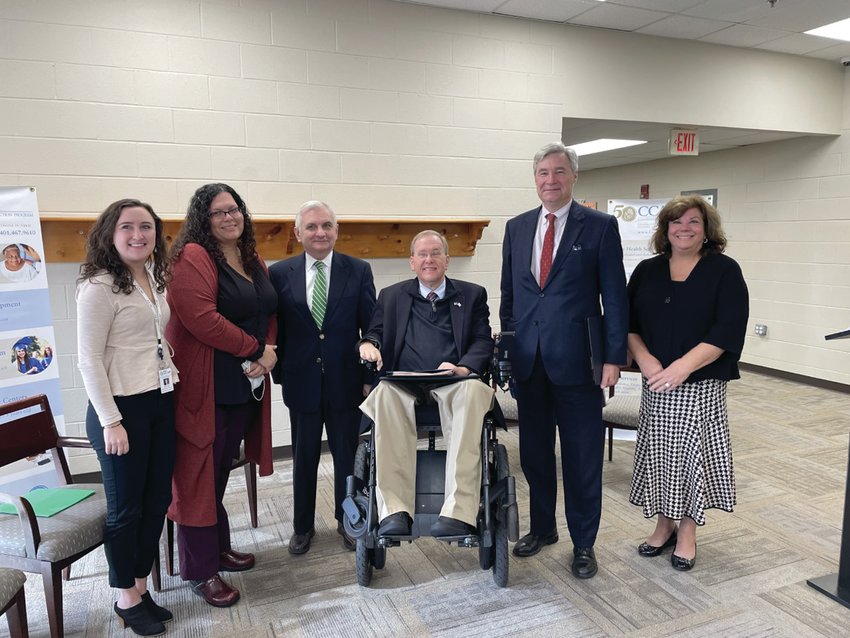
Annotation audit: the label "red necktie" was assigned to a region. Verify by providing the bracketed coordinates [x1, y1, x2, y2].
[539, 213, 556, 287]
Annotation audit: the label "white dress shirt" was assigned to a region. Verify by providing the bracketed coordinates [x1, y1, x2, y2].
[531, 201, 571, 285]
[304, 251, 333, 314]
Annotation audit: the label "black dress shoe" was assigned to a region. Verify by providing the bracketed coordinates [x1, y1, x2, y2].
[288, 528, 315, 555]
[571, 546, 598, 579]
[512, 530, 559, 557]
[337, 521, 356, 551]
[671, 544, 696, 571]
[637, 530, 677, 557]
[430, 516, 476, 537]
[378, 512, 412, 536]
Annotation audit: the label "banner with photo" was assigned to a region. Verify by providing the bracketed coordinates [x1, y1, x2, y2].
[0, 186, 66, 492]
[607, 198, 670, 400]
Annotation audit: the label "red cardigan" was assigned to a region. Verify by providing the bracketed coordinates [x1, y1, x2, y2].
[165, 243, 276, 527]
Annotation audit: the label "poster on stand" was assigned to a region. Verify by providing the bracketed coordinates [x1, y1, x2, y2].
[607, 198, 670, 400]
[0, 186, 66, 493]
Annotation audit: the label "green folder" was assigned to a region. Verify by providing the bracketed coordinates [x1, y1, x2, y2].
[0, 488, 95, 518]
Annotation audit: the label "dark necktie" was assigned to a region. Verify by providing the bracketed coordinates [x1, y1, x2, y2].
[539, 213, 556, 287]
[427, 290, 438, 313]
[312, 261, 327, 328]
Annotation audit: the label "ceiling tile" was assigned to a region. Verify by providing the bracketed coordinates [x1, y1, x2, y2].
[494, 0, 598, 23]
[803, 41, 850, 60]
[636, 14, 731, 39]
[698, 23, 790, 48]
[754, 33, 841, 55]
[682, 0, 774, 23]
[396, 0, 504, 11]
[568, 3, 670, 31]
[607, 0, 704, 11]
[745, 1, 850, 33]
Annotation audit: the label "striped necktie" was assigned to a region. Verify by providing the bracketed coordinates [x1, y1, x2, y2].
[312, 261, 327, 328]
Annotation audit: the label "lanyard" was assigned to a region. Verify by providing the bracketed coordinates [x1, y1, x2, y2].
[132, 273, 165, 363]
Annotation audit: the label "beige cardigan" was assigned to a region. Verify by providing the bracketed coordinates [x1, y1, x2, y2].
[76, 271, 179, 426]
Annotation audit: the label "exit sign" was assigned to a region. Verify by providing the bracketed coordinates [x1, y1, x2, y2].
[669, 128, 699, 156]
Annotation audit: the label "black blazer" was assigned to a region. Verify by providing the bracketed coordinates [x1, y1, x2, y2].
[269, 251, 376, 412]
[500, 201, 629, 385]
[363, 277, 493, 375]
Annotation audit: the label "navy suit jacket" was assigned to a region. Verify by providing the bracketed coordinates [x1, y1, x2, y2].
[363, 277, 493, 375]
[269, 251, 376, 413]
[499, 202, 628, 386]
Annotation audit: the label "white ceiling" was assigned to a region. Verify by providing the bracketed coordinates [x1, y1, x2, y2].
[391, 0, 850, 168]
[390, 0, 850, 60]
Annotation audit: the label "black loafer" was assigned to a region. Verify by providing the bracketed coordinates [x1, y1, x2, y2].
[571, 546, 598, 579]
[288, 528, 315, 555]
[430, 516, 476, 537]
[638, 530, 677, 557]
[512, 529, 559, 557]
[378, 512, 412, 536]
[671, 544, 696, 571]
[337, 521, 356, 551]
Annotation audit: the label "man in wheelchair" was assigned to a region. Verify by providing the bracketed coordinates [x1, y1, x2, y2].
[358, 230, 495, 538]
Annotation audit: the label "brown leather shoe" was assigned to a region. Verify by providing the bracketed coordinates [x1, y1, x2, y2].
[220, 549, 255, 571]
[288, 528, 315, 555]
[337, 521, 355, 551]
[190, 574, 240, 607]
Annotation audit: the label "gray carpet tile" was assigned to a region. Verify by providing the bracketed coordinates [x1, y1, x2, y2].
[6, 370, 850, 637]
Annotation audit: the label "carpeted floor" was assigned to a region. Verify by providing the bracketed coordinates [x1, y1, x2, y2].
[7, 370, 850, 637]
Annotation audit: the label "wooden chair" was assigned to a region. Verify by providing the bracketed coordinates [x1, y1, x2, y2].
[154, 451, 257, 586]
[0, 395, 107, 638]
[0, 567, 28, 638]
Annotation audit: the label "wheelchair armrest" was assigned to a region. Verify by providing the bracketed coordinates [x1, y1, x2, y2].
[0, 491, 40, 557]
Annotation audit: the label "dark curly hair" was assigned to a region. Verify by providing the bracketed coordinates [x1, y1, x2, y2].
[650, 195, 727, 257]
[170, 183, 259, 274]
[78, 199, 168, 294]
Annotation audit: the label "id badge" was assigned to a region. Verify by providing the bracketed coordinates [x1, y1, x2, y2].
[159, 367, 174, 394]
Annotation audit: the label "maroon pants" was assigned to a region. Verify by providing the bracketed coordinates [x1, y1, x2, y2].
[178, 402, 256, 580]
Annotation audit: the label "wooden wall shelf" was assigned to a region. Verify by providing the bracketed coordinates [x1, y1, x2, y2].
[39, 215, 490, 262]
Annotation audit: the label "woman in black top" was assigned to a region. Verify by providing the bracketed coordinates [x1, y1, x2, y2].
[627, 195, 748, 571]
[166, 184, 277, 607]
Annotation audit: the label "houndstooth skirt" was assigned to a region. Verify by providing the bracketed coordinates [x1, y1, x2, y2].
[629, 378, 735, 525]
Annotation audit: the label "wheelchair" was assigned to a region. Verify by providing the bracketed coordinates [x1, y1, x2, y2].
[342, 332, 519, 587]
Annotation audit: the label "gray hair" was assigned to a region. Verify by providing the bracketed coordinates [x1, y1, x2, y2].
[533, 142, 578, 173]
[295, 200, 337, 229]
[410, 230, 449, 256]
[2, 244, 21, 257]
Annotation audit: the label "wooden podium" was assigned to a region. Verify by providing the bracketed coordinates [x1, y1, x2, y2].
[806, 329, 850, 608]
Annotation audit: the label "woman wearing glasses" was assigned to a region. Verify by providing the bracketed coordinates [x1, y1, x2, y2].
[166, 183, 277, 607]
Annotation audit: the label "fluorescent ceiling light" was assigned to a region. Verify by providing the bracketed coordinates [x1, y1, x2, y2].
[805, 17, 850, 41]
[569, 138, 646, 156]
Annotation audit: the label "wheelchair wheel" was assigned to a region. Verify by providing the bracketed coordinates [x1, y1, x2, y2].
[356, 538, 373, 586]
[353, 439, 370, 482]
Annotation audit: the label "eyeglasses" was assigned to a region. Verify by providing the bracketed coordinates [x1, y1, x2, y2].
[209, 206, 242, 219]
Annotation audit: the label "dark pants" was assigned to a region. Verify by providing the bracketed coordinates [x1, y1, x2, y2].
[290, 404, 360, 534]
[86, 390, 175, 589]
[177, 402, 256, 581]
[516, 352, 604, 547]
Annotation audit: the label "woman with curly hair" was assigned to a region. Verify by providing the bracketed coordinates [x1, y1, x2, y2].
[166, 183, 277, 607]
[627, 195, 748, 572]
[77, 199, 177, 636]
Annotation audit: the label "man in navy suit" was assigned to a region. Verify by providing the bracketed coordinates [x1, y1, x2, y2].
[500, 142, 628, 578]
[270, 200, 376, 554]
[359, 231, 494, 538]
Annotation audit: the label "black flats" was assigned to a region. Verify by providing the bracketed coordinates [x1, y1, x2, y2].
[637, 529, 677, 557]
[114, 601, 165, 636]
[671, 544, 697, 571]
[140, 591, 172, 623]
